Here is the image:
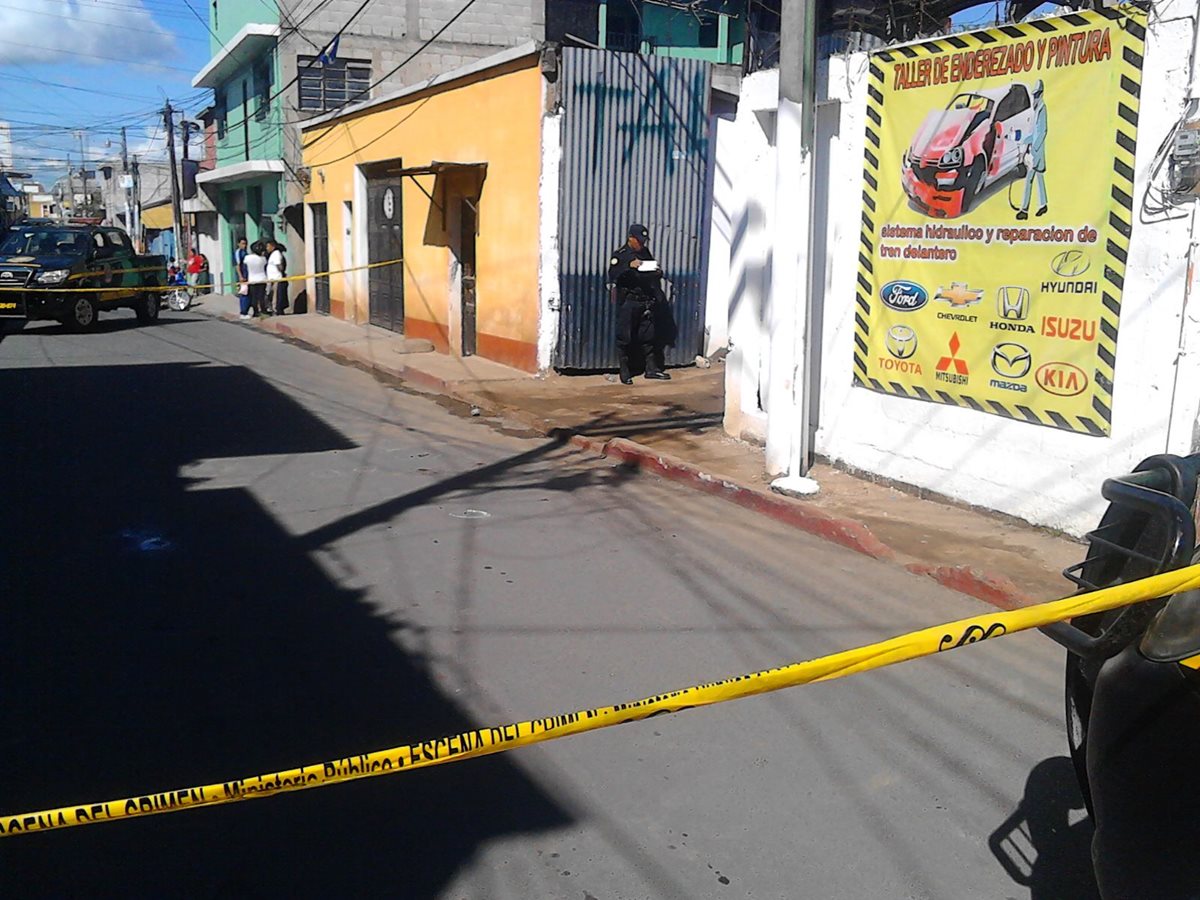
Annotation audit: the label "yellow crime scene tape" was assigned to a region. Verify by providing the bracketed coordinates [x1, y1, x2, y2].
[0, 258, 404, 293]
[5, 563, 1200, 838]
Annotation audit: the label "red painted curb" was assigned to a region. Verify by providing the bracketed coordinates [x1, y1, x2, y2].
[904, 564, 1031, 610]
[574, 436, 895, 561]
[222, 311, 1033, 610]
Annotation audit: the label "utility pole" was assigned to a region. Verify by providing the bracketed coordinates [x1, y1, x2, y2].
[120, 126, 131, 235]
[163, 101, 184, 261]
[66, 153, 76, 222]
[765, 0, 820, 493]
[131, 155, 142, 251]
[75, 130, 89, 217]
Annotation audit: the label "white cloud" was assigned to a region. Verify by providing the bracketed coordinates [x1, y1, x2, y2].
[0, 0, 177, 67]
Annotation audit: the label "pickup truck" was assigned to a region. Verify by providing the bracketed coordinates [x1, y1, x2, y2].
[0, 223, 168, 331]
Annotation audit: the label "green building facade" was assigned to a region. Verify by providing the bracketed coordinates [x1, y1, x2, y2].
[193, 0, 286, 283]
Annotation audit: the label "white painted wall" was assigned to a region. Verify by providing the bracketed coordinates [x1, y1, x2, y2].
[703, 115, 734, 357]
[725, 9, 1200, 536]
[536, 108, 562, 372]
[721, 70, 779, 444]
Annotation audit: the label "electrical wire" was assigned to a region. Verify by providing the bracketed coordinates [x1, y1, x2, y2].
[196, 0, 379, 142]
[0, 38, 195, 71]
[0, 1, 206, 39]
[300, 0, 485, 151]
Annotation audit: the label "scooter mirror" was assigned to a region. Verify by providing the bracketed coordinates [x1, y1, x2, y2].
[1141, 587, 1200, 663]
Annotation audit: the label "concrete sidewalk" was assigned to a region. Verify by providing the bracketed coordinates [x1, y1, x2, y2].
[196, 298, 1084, 608]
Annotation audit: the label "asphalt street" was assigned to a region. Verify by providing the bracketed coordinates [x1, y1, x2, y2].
[0, 309, 1098, 899]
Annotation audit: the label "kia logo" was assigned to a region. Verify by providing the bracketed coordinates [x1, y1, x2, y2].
[991, 342, 1031, 379]
[880, 280, 929, 312]
[885, 325, 918, 359]
[1036, 361, 1088, 396]
[1051, 250, 1091, 278]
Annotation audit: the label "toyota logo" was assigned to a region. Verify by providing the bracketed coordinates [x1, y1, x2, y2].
[1051, 250, 1091, 277]
[991, 342, 1032, 379]
[885, 324, 918, 360]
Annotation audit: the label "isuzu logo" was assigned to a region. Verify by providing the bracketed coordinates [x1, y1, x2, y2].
[880, 280, 928, 312]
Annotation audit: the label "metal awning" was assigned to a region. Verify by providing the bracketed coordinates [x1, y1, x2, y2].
[380, 161, 487, 178]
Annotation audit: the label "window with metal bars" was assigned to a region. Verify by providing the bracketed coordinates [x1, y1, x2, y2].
[297, 56, 371, 113]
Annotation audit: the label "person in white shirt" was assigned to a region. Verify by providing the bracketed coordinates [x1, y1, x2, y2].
[266, 239, 288, 316]
[242, 241, 269, 319]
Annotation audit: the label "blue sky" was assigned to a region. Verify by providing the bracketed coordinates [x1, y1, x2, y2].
[0, 0, 216, 185]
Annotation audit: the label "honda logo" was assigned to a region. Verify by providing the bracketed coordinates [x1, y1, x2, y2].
[996, 286, 1030, 321]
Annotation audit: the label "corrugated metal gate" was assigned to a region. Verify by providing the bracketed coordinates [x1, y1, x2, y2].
[556, 49, 712, 370]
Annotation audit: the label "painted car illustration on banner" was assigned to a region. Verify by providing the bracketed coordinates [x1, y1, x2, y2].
[901, 82, 1037, 218]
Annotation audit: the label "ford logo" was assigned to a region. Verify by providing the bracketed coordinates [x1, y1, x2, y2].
[880, 280, 929, 312]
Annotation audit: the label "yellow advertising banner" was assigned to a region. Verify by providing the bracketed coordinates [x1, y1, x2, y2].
[854, 7, 1147, 435]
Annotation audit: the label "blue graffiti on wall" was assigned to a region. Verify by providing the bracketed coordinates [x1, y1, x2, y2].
[572, 57, 709, 177]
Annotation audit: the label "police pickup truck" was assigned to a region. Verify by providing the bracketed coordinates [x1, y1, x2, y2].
[0, 223, 168, 331]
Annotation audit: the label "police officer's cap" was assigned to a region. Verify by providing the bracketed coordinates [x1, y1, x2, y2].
[628, 223, 649, 242]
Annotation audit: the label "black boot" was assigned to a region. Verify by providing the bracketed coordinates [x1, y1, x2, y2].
[1036, 205, 1048, 217]
[645, 370, 671, 380]
[1016, 209, 1029, 221]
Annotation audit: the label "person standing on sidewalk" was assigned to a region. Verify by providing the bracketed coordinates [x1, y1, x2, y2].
[608, 223, 670, 385]
[266, 239, 289, 316]
[243, 241, 269, 319]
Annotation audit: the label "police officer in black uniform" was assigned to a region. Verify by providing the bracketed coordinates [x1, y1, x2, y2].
[608, 223, 670, 385]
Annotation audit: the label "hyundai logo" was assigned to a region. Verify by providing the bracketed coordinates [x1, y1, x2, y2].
[879, 280, 929, 312]
[885, 324, 918, 359]
[996, 286, 1030, 321]
[991, 342, 1032, 379]
[1051, 250, 1091, 277]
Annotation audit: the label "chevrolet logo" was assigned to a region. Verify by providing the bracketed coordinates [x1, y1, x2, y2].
[991, 342, 1032, 379]
[996, 286, 1030, 320]
[935, 282, 983, 307]
[885, 324, 917, 359]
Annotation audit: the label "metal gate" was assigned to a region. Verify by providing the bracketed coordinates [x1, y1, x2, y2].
[310, 202, 330, 315]
[367, 176, 404, 333]
[556, 49, 712, 370]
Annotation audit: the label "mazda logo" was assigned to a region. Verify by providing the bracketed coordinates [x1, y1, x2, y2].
[885, 324, 918, 360]
[1051, 250, 1091, 278]
[991, 342, 1032, 379]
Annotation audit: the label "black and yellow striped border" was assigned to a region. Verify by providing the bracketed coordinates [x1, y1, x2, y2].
[852, 6, 1148, 437]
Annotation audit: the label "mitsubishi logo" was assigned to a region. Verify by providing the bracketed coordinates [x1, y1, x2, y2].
[936, 332, 968, 375]
[996, 286, 1030, 320]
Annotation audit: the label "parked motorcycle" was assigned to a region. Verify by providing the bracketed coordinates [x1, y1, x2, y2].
[1043, 452, 1200, 897]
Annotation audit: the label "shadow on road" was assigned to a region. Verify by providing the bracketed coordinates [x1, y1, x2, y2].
[989, 756, 1099, 900]
[0, 362, 572, 896]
